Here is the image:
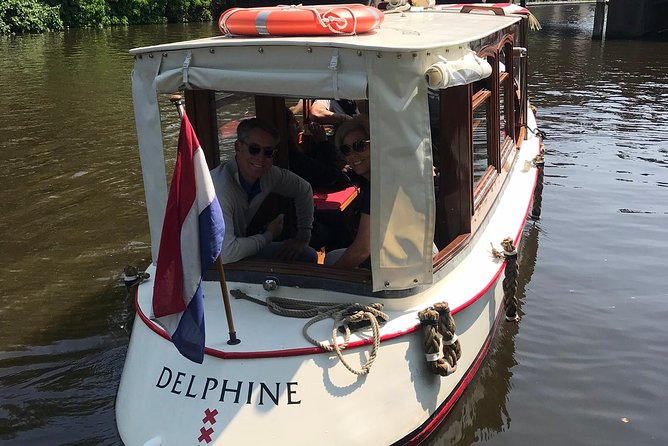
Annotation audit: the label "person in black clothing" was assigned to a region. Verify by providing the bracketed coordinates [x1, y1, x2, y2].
[283, 108, 356, 253]
[324, 115, 372, 268]
[285, 108, 350, 189]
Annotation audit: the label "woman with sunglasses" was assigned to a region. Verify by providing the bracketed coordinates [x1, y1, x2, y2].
[325, 115, 372, 268]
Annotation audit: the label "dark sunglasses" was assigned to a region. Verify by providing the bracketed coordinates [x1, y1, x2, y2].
[242, 141, 276, 158]
[340, 139, 370, 156]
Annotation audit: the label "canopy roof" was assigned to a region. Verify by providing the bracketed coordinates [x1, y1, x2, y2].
[131, 9, 522, 292]
[131, 10, 520, 55]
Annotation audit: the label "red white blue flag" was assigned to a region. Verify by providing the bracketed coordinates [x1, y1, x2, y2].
[152, 112, 225, 364]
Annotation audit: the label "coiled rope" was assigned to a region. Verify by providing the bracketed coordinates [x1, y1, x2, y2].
[230, 289, 388, 375]
[122, 265, 150, 291]
[434, 302, 461, 368]
[531, 152, 545, 219]
[418, 302, 461, 376]
[491, 238, 521, 322]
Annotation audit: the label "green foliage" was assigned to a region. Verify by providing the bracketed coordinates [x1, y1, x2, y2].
[56, 0, 107, 27]
[0, 0, 63, 33]
[106, 0, 168, 25]
[1, 0, 217, 33]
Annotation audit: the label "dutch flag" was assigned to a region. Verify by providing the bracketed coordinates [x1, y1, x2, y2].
[152, 112, 225, 364]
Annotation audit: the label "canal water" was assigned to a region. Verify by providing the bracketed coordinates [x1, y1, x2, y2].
[1, 3, 667, 445]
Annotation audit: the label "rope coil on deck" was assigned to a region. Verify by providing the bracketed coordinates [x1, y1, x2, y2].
[230, 290, 388, 375]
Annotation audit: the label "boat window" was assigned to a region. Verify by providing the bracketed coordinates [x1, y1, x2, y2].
[472, 101, 489, 184]
[215, 92, 256, 164]
[174, 90, 373, 286]
[471, 58, 495, 190]
[513, 46, 522, 92]
[499, 43, 516, 163]
[432, 84, 473, 256]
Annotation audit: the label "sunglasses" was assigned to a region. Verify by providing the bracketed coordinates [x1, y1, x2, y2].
[242, 141, 276, 158]
[340, 139, 370, 156]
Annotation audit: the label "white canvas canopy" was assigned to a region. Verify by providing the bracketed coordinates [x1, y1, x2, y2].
[130, 10, 520, 291]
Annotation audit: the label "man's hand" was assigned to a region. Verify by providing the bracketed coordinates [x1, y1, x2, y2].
[275, 238, 308, 261]
[266, 214, 284, 240]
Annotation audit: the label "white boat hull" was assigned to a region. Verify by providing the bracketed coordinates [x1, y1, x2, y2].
[117, 279, 505, 446]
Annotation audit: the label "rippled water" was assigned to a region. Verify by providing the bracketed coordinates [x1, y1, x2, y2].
[1, 4, 667, 445]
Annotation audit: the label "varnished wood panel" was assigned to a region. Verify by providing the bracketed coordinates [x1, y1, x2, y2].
[435, 84, 473, 248]
[184, 90, 220, 169]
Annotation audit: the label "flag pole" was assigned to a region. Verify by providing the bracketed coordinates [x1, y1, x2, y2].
[170, 94, 241, 345]
[216, 256, 241, 344]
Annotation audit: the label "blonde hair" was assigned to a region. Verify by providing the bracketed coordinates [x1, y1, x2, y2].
[334, 114, 370, 150]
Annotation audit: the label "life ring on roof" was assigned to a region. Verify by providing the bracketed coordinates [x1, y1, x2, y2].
[219, 4, 384, 37]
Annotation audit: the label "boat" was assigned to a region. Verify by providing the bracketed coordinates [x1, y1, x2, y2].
[116, 3, 545, 445]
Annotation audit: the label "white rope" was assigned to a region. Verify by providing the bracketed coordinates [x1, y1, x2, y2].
[425, 351, 444, 362]
[218, 8, 237, 35]
[308, 5, 358, 35]
[442, 333, 458, 346]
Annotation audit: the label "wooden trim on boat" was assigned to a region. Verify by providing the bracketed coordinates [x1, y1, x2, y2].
[224, 259, 371, 283]
[500, 135, 515, 166]
[516, 126, 526, 147]
[185, 89, 220, 169]
[433, 233, 470, 271]
[435, 83, 473, 249]
[471, 140, 521, 236]
[472, 89, 491, 110]
[473, 166, 498, 211]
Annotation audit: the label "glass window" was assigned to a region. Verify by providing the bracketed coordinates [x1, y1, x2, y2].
[472, 101, 489, 184]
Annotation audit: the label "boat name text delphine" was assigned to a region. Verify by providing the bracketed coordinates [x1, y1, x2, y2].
[155, 366, 302, 406]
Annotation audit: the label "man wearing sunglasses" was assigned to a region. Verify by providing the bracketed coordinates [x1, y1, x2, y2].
[211, 118, 317, 264]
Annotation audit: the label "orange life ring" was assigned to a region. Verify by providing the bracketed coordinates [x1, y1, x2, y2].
[219, 4, 384, 37]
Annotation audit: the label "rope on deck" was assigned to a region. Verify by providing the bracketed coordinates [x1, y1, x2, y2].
[230, 290, 388, 375]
